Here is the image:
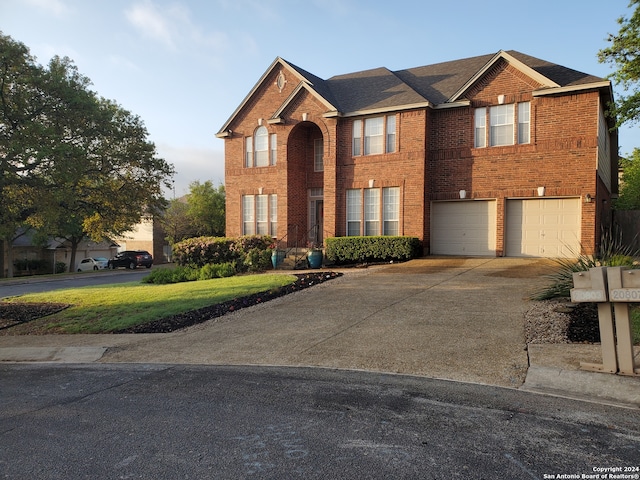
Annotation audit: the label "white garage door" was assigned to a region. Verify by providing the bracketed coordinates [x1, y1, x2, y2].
[431, 201, 497, 256]
[505, 198, 581, 258]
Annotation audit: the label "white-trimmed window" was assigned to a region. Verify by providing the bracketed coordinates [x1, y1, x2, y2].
[518, 102, 530, 144]
[474, 108, 486, 148]
[242, 194, 277, 235]
[270, 194, 277, 237]
[245, 128, 276, 167]
[474, 102, 530, 148]
[270, 134, 277, 165]
[314, 138, 324, 171]
[245, 137, 253, 167]
[490, 104, 514, 146]
[254, 126, 269, 166]
[386, 116, 396, 153]
[364, 117, 384, 155]
[346, 189, 361, 236]
[242, 195, 255, 234]
[352, 115, 397, 156]
[383, 187, 399, 235]
[255, 194, 268, 234]
[364, 188, 380, 235]
[346, 187, 400, 236]
[352, 120, 362, 156]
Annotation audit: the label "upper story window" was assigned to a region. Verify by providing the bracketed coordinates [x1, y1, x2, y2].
[352, 114, 397, 156]
[474, 101, 530, 148]
[245, 126, 276, 167]
[314, 138, 324, 172]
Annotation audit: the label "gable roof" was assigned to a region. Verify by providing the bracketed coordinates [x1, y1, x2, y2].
[216, 50, 610, 136]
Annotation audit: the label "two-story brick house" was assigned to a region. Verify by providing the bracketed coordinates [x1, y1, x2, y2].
[216, 50, 617, 257]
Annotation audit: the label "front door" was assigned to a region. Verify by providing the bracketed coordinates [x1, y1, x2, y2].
[309, 189, 324, 245]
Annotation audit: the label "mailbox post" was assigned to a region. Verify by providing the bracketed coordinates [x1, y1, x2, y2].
[570, 267, 618, 373]
[606, 266, 640, 376]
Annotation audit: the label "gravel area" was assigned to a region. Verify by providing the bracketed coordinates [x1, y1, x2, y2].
[524, 299, 600, 344]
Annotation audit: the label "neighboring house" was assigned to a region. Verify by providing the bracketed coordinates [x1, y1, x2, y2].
[0, 216, 168, 277]
[113, 215, 168, 263]
[216, 50, 617, 258]
[1, 228, 118, 276]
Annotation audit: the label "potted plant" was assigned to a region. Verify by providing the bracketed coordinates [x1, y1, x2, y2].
[306, 242, 323, 269]
[270, 241, 284, 269]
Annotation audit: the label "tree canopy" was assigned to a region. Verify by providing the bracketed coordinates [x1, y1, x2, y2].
[598, 0, 640, 128]
[186, 180, 226, 238]
[0, 32, 174, 276]
[616, 148, 640, 209]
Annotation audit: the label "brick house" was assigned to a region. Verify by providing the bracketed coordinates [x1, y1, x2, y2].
[216, 50, 617, 257]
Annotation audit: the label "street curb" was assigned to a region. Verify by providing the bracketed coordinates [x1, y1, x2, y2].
[521, 365, 640, 409]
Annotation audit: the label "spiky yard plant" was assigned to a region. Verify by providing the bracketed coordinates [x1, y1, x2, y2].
[531, 228, 639, 300]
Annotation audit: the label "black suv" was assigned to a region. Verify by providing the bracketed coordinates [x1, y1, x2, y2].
[108, 250, 153, 269]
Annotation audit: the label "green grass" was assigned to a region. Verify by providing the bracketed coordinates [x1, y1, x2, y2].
[4, 274, 297, 334]
[631, 307, 640, 345]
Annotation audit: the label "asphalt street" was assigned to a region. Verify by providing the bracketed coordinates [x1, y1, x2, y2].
[1, 364, 639, 480]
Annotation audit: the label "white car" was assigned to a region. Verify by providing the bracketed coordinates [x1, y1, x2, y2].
[77, 257, 109, 272]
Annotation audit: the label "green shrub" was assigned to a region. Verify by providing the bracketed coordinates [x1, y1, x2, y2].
[172, 236, 237, 267]
[325, 236, 421, 264]
[173, 235, 274, 269]
[531, 229, 640, 300]
[241, 247, 272, 273]
[198, 262, 236, 280]
[142, 266, 199, 284]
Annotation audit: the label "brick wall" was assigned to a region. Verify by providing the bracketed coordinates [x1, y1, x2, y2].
[223, 59, 611, 256]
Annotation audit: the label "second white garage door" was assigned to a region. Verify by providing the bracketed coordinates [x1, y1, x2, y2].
[505, 198, 581, 258]
[431, 201, 497, 256]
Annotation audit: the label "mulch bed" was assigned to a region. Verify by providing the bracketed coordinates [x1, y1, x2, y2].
[567, 302, 601, 343]
[0, 302, 70, 331]
[0, 272, 342, 335]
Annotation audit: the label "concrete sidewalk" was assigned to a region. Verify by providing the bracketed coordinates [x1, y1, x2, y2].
[1, 258, 638, 408]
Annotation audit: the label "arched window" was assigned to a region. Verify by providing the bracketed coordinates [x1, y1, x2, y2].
[254, 126, 269, 166]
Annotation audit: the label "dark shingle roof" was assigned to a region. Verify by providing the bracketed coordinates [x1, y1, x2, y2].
[290, 50, 606, 114]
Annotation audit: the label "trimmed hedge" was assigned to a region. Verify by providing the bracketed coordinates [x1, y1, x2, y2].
[172, 235, 273, 272]
[325, 236, 421, 264]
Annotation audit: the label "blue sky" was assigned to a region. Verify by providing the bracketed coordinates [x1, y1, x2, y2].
[2, 0, 637, 196]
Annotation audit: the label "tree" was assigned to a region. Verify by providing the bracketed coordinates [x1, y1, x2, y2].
[0, 33, 174, 276]
[186, 181, 226, 237]
[616, 148, 640, 209]
[598, 0, 640, 127]
[0, 33, 56, 276]
[158, 197, 195, 245]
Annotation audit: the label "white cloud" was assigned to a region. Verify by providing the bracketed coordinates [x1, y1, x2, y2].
[125, 0, 177, 50]
[124, 0, 228, 54]
[23, 0, 72, 17]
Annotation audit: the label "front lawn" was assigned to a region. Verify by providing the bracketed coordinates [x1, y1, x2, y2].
[2, 274, 298, 334]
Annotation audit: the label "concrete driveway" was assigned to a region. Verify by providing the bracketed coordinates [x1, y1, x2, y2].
[98, 257, 551, 388]
[3, 257, 640, 406]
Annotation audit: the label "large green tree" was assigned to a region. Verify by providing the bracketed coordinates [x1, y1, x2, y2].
[0, 33, 174, 276]
[616, 148, 640, 209]
[159, 197, 195, 246]
[598, 0, 640, 127]
[186, 180, 226, 237]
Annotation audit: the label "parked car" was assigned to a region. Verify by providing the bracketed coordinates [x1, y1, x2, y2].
[108, 250, 153, 270]
[77, 257, 109, 272]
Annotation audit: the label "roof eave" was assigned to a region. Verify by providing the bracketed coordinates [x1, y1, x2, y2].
[336, 102, 432, 118]
[216, 57, 316, 137]
[531, 80, 612, 97]
[449, 50, 561, 103]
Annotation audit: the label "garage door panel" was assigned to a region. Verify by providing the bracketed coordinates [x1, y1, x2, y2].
[431, 201, 496, 256]
[506, 198, 581, 258]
